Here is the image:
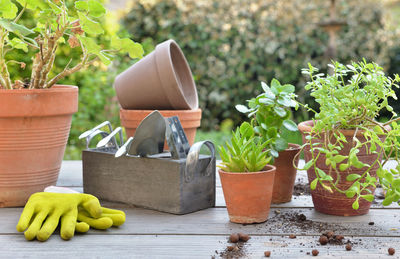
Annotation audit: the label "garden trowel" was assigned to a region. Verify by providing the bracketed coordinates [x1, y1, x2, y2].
[115, 110, 166, 157]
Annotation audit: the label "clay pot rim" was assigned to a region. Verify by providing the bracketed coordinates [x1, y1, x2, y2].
[298, 120, 391, 137]
[120, 108, 202, 113]
[218, 164, 276, 175]
[0, 85, 78, 93]
[155, 39, 198, 110]
[284, 143, 301, 151]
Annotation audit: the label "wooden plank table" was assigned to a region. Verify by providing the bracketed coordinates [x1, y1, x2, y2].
[1, 161, 399, 258]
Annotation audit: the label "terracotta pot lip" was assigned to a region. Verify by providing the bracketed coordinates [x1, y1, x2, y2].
[218, 165, 276, 175]
[155, 39, 198, 110]
[120, 108, 202, 114]
[0, 85, 78, 93]
[284, 143, 301, 151]
[298, 120, 391, 136]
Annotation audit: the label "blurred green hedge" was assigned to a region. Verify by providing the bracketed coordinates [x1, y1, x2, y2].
[122, 0, 398, 130]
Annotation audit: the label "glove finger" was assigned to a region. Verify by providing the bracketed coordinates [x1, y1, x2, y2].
[101, 207, 125, 215]
[37, 211, 62, 242]
[77, 210, 113, 230]
[16, 203, 35, 232]
[102, 213, 126, 227]
[24, 210, 49, 241]
[75, 222, 90, 233]
[81, 194, 102, 218]
[60, 207, 78, 240]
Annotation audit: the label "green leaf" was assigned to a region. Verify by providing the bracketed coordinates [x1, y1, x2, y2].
[332, 155, 347, 163]
[259, 98, 274, 105]
[303, 160, 313, 170]
[339, 163, 349, 171]
[316, 167, 327, 178]
[78, 12, 104, 36]
[261, 81, 269, 92]
[346, 174, 361, 181]
[239, 122, 253, 139]
[110, 36, 144, 59]
[0, 19, 34, 36]
[352, 199, 359, 210]
[46, 0, 62, 14]
[270, 78, 281, 95]
[275, 138, 288, 151]
[274, 106, 286, 117]
[0, 0, 18, 19]
[310, 178, 318, 190]
[345, 190, 356, 198]
[281, 84, 295, 93]
[75, 1, 88, 11]
[88, 0, 106, 18]
[16, 0, 47, 10]
[79, 36, 111, 65]
[282, 120, 298, 131]
[361, 194, 374, 202]
[270, 149, 279, 158]
[9, 37, 28, 52]
[235, 104, 249, 113]
[373, 125, 384, 135]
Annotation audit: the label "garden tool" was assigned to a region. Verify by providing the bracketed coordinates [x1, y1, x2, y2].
[115, 110, 166, 157]
[85, 129, 111, 149]
[96, 127, 124, 148]
[79, 121, 113, 139]
[184, 141, 215, 182]
[165, 116, 191, 159]
[16, 192, 102, 241]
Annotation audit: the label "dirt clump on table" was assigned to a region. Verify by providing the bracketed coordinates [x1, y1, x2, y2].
[218, 233, 251, 258]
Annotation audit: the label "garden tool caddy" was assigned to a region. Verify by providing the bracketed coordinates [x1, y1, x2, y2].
[80, 111, 216, 215]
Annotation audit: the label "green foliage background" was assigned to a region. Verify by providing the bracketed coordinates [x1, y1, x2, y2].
[7, 0, 400, 159]
[122, 0, 399, 130]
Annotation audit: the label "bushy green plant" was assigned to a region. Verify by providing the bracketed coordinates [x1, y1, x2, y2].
[0, 0, 143, 89]
[218, 122, 272, 173]
[300, 60, 400, 209]
[122, 0, 396, 130]
[236, 79, 299, 159]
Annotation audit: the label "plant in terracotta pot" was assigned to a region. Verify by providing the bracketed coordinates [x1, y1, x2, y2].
[236, 79, 301, 204]
[218, 121, 276, 224]
[0, 0, 143, 207]
[298, 60, 400, 216]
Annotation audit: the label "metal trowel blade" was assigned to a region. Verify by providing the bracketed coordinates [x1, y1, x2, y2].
[128, 110, 166, 156]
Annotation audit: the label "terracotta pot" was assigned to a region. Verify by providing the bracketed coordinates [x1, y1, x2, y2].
[298, 120, 387, 216]
[0, 85, 78, 207]
[114, 39, 198, 110]
[120, 108, 202, 148]
[271, 143, 301, 204]
[219, 165, 276, 224]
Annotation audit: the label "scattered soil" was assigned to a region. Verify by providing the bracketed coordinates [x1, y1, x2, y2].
[345, 244, 352, 251]
[388, 248, 395, 256]
[264, 251, 271, 257]
[289, 234, 296, 239]
[312, 249, 319, 256]
[219, 233, 250, 258]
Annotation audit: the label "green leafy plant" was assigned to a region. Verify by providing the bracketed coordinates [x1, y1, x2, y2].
[218, 122, 272, 172]
[0, 0, 143, 89]
[235, 79, 299, 159]
[300, 60, 400, 209]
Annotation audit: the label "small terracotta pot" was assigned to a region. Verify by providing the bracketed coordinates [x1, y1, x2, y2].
[271, 143, 301, 204]
[0, 85, 78, 207]
[114, 39, 198, 110]
[298, 120, 388, 216]
[120, 108, 202, 148]
[219, 165, 276, 224]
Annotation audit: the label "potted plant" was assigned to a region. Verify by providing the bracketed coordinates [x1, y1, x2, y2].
[236, 79, 301, 204]
[298, 60, 400, 216]
[0, 0, 143, 207]
[218, 121, 276, 224]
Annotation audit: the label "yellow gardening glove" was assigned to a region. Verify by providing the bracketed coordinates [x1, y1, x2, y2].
[16, 192, 102, 241]
[77, 207, 126, 230]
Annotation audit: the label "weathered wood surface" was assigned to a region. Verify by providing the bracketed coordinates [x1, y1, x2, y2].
[1, 160, 399, 258]
[1, 235, 399, 258]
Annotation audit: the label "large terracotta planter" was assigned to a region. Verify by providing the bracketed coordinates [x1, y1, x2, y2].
[0, 85, 78, 207]
[298, 120, 387, 216]
[271, 143, 301, 204]
[219, 165, 276, 224]
[120, 108, 202, 147]
[114, 39, 198, 110]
